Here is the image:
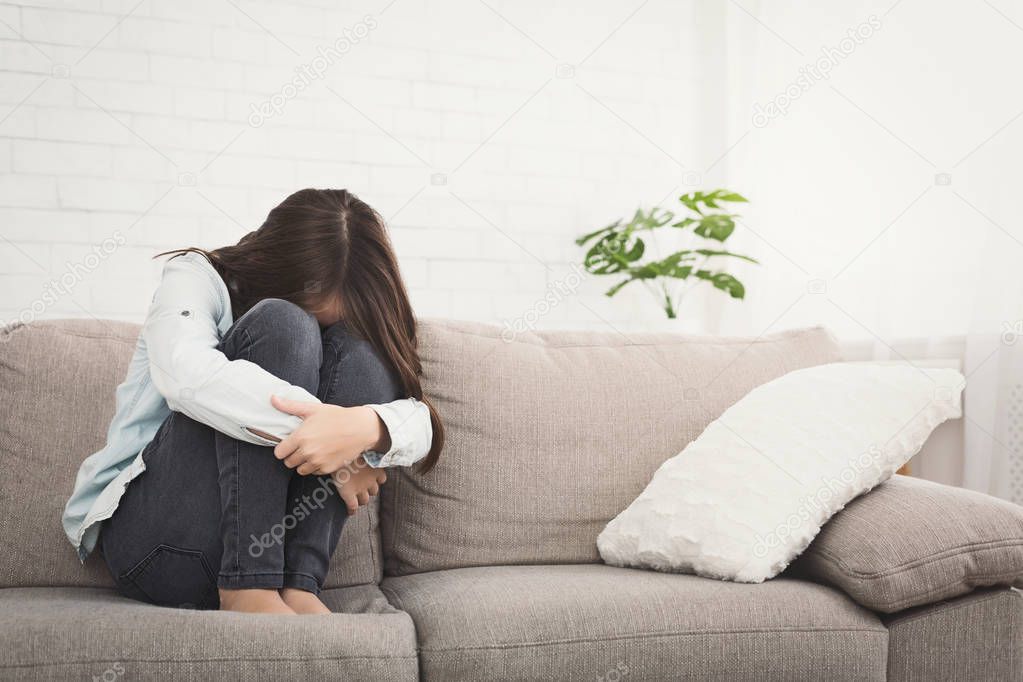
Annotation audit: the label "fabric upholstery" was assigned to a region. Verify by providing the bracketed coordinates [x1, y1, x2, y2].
[0, 320, 380, 589]
[791, 475, 1023, 613]
[3, 317, 1022, 681]
[381, 320, 841, 575]
[885, 587, 1022, 681]
[0, 585, 417, 681]
[382, 563, 888, 681]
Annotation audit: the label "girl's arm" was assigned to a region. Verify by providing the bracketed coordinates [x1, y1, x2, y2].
[270, 395, 432, 471]
[143, 256, 319, 445]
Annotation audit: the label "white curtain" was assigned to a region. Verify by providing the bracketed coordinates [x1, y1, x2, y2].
[962, 214, 1023, 502]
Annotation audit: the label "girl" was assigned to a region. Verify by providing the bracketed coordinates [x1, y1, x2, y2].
[63, 189, 443, 615]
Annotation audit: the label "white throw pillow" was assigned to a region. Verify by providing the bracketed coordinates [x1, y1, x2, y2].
[597, 362, 964, 582]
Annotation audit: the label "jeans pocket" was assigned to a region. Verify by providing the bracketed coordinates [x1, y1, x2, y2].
[121, 544, 216, 609]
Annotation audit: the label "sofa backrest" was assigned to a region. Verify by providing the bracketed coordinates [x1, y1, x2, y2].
[380, 320, 841, 576]
[0, 319, 381, 589]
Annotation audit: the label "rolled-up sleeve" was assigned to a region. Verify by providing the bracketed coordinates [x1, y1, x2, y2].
[363, 398, 433, 468]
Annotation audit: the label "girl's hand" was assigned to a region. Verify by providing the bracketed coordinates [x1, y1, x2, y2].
[270, 396, 388, 476]
[332, 456, 388, 515]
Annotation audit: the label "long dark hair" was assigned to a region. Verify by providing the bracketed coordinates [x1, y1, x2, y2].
[158, 188, 444, 473]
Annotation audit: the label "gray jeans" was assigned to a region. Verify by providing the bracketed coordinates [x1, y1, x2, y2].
[100, 298, 400, 609]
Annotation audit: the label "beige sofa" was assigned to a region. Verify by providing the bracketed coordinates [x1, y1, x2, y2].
[1, 318, 1021, 681]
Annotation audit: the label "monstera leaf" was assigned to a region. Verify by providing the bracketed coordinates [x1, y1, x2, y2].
[575, 190, 756, 319]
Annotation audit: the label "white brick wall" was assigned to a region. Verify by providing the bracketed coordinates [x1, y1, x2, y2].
[0, 0, 721, 333]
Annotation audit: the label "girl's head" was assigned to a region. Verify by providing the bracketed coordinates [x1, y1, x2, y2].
[164, 188, 444, 472]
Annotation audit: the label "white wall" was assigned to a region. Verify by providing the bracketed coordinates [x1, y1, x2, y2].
[715, 0, 1023, 343]
[3, 0, 1020, 346]
[0, 0, 720, 334]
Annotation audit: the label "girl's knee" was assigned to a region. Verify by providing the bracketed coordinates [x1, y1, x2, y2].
[221, 299, 322, 390]
[245, 298, 318, 336]
[237, 299, 321, 356]
[320, 324, 401, 405]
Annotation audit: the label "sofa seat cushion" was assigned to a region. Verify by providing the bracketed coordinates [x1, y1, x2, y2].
[383, 321, 840, 575]
[0, 585, 417, 681]
[791, 475, 1023, 613]
[884, 587, 1022, 681]
[0, 319, 381, 589]
[381, 564, 887, 682]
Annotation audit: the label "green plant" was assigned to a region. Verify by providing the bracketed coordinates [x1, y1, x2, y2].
[574, 190, 758, 319]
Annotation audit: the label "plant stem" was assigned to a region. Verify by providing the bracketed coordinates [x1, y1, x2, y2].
[660, 280, 676, 319]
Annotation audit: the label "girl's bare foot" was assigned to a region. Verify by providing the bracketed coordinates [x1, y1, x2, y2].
[280, 587, 332, 614]
[218, 588, 296, 614]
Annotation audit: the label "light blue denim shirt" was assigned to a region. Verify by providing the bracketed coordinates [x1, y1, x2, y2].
[63, 252, 432, 560]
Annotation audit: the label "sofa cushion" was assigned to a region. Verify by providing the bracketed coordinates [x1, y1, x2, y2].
[0, 319, 380, 589]
[885, 587, 1022, 681]
[381, 563, 888, 681]
[791, 475, 1023, 613]
[382, 320, 840, 575]
[598, 363, 963, 582]
[0, 584, 418, 681]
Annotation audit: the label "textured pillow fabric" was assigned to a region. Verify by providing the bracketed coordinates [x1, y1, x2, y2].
[381, 320, 841, 575]
[597, 363, 964, 583]
[791, 475, 1023, 613]
[0, 320, 381, 589]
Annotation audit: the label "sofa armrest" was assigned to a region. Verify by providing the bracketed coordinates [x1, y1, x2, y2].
[790, 475, 1023, 613]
